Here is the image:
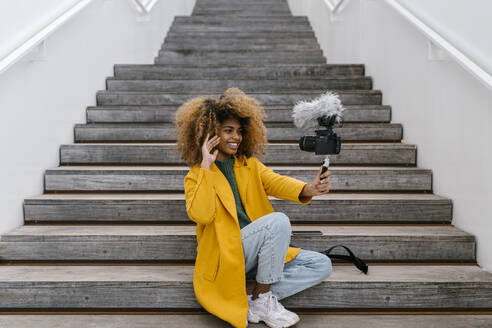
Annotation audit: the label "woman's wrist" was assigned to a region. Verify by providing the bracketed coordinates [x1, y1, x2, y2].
[300, 183, 315, 197]
[201, 160, 213, 170]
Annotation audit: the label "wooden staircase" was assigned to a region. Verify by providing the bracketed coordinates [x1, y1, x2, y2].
[1, 0, 491, 326]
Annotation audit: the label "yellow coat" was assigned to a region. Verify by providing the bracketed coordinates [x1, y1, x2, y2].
[184, 155, 312, 328]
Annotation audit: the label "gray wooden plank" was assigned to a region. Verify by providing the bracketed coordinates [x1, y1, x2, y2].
[162, 42, 321, 51]
[2, 314, 492, 328]
[74, 123, 401, 142]
[43, 166, 432, 192]
[192, 3, 290, 9]
[59, 143, 415, 165]
[23, 193, 452, 224]
[0, 225, 474, 261]
[105, 78, 372, 92]
[169, 25, 313, 32]
[164, 35, 319, 44]
[191, 10, 292, 16]
[164, 31, 316, 39]
[174, 17, 306, 23]
[86, 104, 388, 123]
[113, 65, 364, 79]
[0, 265, 491, 309]
[191, 11, 292, 16]
[154, 55, 326, 65]
[95, 90, 382, 106]
[197, 0, 288, 3]
[174, 16, 309, 24]
[192, 3, 291, 9]
[158, 49, 324, 57]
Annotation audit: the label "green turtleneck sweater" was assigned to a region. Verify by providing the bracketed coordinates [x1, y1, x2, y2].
[214, 157, 251, 229]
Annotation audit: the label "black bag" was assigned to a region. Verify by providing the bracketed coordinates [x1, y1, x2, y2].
[321, 245, 368, 274]
[291, 231, 368, 274]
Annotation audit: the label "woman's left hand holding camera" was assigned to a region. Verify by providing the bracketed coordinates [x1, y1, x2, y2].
[300, 166, 331, 197]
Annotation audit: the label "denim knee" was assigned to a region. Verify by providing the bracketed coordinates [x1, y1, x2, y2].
[269, 212, 291, 236]
[319, 254, 333, 281]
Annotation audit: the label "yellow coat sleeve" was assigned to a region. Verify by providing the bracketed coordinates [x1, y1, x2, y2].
[254, 158, 312, 205]
[184, 167, 219, 225]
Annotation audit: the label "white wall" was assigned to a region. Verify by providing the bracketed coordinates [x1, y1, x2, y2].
[397, 0, 492, 76]
[0, 0, 195, 235]
[288, 0, 492, 272]
[0, 0, 80, 60]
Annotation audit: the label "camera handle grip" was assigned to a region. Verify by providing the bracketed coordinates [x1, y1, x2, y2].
[321, 157, 330, 175]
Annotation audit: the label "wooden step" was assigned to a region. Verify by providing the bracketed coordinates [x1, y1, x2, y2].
[23, 193, 452, 224]
[73, 123, 402, 142]
[86, 104, 389, 123]
[59, 143, 415, 166]
[192, 3, 290, 10]
[154, 54, 326, 65]
[96, 91, 382, 106]
[0, 265, 490, 309]
[43, 166, 432, 192]
[164, 35, 319, 44]
[192, 11, 292, 17]
[158, 49, 324, 57]
[162, 42, 321, 51]
[173, 15, 309, 24]
[106, 77, 372, 92]
[2, 314, 492, 328]
[169, 25, 312, 33]
[165, 31, 316, 39]
[0, 225, 474, 262]
[162, 41, 320, 51]
[192, 3, 291, 10]
[192, 10, 292, 16]
[113, 64, 365, 79]
[170, 23, 312, 32]
[198, 0, 288, 2]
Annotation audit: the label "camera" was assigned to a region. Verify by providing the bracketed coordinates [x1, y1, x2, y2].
[298, 115, 341, 155]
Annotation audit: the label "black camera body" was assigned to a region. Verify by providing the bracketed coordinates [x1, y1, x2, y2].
[298, 116, 341, 155]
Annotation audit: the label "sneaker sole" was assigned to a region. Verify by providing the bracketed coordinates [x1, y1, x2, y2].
[247, 313, 261, 324]
[263, 316, 301, 328]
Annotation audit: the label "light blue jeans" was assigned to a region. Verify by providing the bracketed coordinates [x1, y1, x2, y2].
[241, 212, 332, 300]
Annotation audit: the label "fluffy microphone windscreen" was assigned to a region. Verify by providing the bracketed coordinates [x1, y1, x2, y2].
[292, 92, 344, 131]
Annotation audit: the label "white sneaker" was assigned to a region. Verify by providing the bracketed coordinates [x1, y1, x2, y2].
[247, 291, 300, 328]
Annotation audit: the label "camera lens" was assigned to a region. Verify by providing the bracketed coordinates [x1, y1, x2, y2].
[299, 136, 316, 152]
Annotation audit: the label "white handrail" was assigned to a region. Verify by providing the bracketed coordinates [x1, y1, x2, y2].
[323, 0, 345, 14]
[384, 0, 492, 92]
[321, 0, 492, 92]
[0, 0, 94, 75]
[133, 0, 159, 14]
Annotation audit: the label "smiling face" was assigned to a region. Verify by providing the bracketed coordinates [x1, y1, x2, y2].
[215, 118, 243, 161]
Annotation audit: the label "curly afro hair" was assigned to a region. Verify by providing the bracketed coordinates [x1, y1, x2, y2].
[174, 88, 267, 167]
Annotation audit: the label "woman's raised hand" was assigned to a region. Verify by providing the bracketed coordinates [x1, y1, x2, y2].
[201, 133, 220, 169]
[300, 165, 331, 197]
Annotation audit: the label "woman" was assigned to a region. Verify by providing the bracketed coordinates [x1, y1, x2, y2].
[175, 88, 332, 328]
